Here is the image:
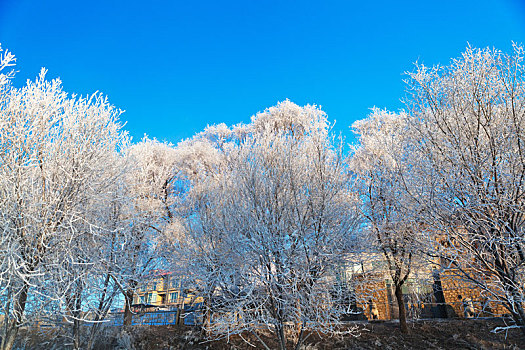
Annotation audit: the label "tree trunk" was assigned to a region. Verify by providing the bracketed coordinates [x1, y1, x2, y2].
[66, 284, 83, 350]
[497, 269, 525, 337]
[277, 324, 286, 350]
[395, 284, 408, 334]
[293, 324, 308, 350]
[73, 287, 82, 350]
[86, 273, 113, 350]
[514, 315, 525, 338]
[1, 283, 29, 350]
[72, 318, 80, 350]
[123, 289, 134, 326]
[201, 296, 213, 336]
[1, 322, 18, 350]
[508, 297, 525, 337]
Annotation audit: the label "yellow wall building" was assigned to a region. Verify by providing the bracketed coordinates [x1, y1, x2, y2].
[133, 271, 203, 311]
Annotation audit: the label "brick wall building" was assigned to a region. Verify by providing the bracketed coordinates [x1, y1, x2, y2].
[349, 267, 511, 321]
[352, 273, 392, 320]
[437, 269, 508, 318]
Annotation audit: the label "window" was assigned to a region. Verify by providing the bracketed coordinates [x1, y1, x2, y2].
[158, 279, 166, 290]
[140, 295, 145, 304]
[169, 292, 178, 303]
[146, 292, 156, 304]
[169, 278, 180, 289]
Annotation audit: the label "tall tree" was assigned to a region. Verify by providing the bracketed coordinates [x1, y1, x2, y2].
[118, 137, 179, 326]
[406, 44, 525, 334]
[352, 108, 423, 333]
[0, 47, 128, 349]
[173, 101, 361, 350]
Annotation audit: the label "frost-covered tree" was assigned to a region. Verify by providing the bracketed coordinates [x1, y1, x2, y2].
[0, 46, 128, 350]
[117, 137, 179, 326]
[81, 187, 132, 350]
[172, 101, 361, 350]
[406, 44, 525, 334]
[351, 108, 425, 333]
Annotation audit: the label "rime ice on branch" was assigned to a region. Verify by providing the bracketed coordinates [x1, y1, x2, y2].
[169, 100, 362, 350]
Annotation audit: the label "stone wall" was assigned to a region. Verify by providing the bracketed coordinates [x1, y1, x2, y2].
[351, 269, 511, 321]
[438, 269, 508, 318]
[352, 273, 392, 320]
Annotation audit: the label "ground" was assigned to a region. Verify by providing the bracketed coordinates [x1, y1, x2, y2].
[17, 318, 525, 349]
[118, 319, 525, 350]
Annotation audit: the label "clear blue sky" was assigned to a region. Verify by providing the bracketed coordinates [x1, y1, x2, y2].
[1, 0, 524, 144]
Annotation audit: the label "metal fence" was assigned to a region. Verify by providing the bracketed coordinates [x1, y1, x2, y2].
[107, 308, 202, 326]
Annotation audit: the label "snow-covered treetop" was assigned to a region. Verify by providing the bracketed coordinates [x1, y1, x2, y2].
[351, 107, 409, 172]
[250, 99, 329, 138]
[0, 44, 15, 88]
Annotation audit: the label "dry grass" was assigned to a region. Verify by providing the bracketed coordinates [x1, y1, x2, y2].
[14, 318, 525, 349]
